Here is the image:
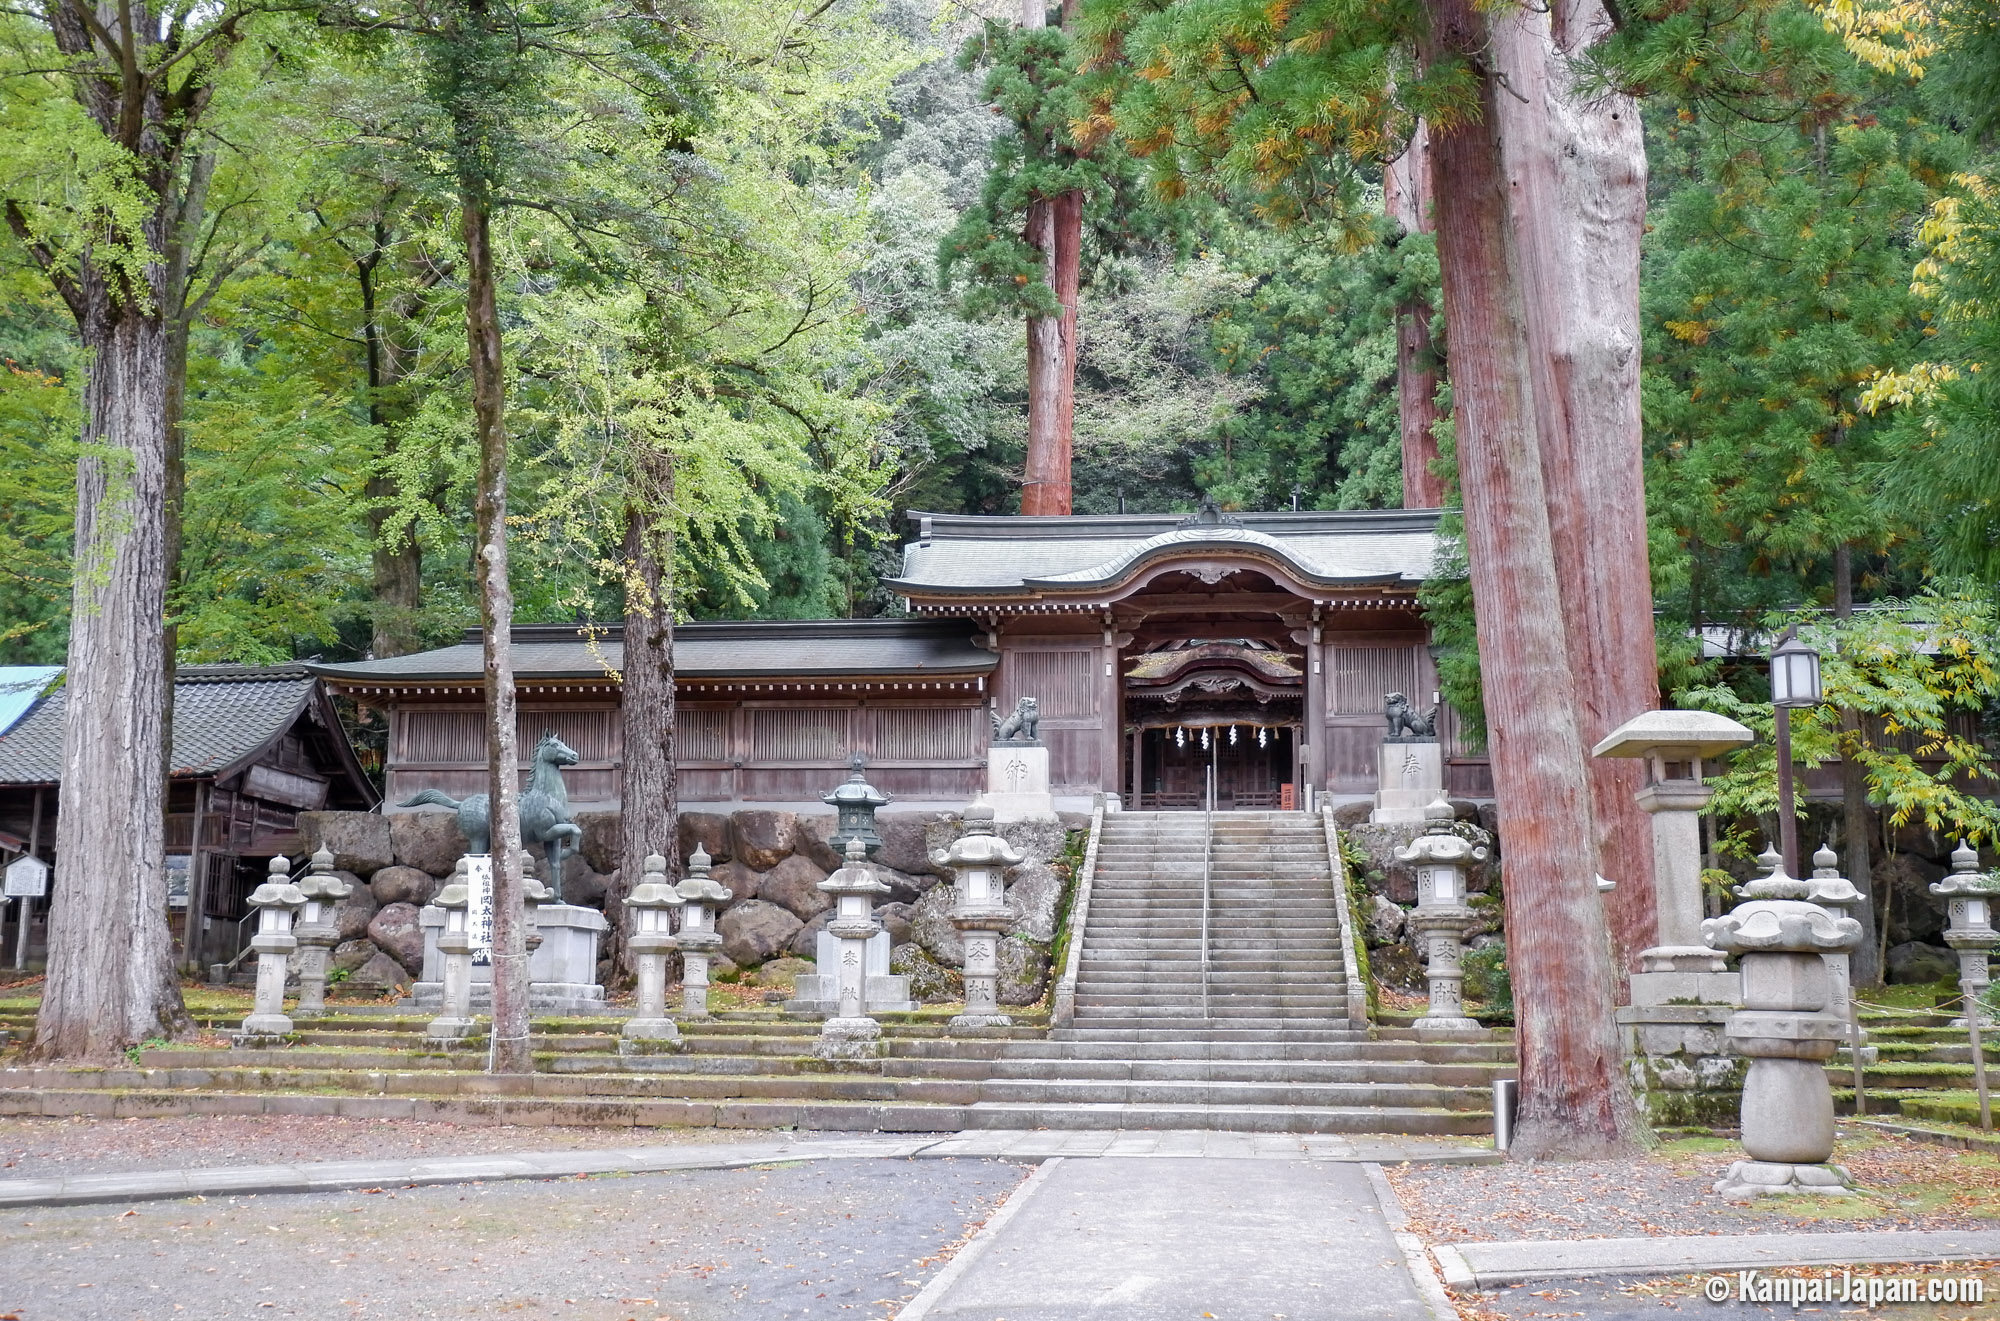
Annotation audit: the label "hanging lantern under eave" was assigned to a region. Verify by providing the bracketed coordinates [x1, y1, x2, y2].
[823, 753, 891, 858]
[1770, 631, 1823, 708]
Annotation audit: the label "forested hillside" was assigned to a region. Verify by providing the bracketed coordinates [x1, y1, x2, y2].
[2, 0, 1995, 668]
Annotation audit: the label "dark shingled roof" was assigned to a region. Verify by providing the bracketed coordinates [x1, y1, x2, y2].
[889, 509, 1443, 596]
[308, 619, 998, 686]
[0, 665, 319, 787]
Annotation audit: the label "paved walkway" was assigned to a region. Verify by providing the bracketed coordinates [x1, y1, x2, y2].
[901, 1156, 1444, 1321]
[1436, 1228, 2000, 1287]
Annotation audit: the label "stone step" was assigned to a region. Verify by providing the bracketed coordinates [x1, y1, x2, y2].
[1074, 992, 1351, 1009]
[959, 1101, 1490, 1136]
[975, 1077, 1486, 1109]
[1002, 1040, 1514, 1063]
[981, 1058, 1510, 1085]
[1075, 972, 1347, 988]
[1080, 959, 1347, 973]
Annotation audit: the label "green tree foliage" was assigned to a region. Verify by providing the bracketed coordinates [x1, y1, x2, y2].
[1642, 54, 1961, 636]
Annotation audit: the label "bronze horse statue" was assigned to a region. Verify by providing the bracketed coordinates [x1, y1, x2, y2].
[399, 732, 586, 901]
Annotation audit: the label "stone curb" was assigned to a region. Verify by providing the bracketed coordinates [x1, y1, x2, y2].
[1363, 1162, 1459, 1321]
[1854, 1118, 2000, 1154]
[1432, 1230, 2000, 1288]
[0, 1136, 935, 1209]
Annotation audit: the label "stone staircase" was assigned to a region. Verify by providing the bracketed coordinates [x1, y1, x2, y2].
[965, 811, 1506, 1134]
[0, 810, 1511, 1137]
[1835, 1004, 2000, 1127]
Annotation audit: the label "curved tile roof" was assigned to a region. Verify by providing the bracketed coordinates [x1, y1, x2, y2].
[890, 509, 1443, 596]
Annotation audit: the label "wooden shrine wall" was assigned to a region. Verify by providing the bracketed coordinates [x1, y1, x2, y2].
[386, 697, 987, 808]
[995, 632, 1108, 794]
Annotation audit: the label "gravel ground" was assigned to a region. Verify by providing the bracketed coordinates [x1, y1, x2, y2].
[1386, 1132, 2000, 1243]
[0, 1116, 788, 1179]
[1459, 1267, 1998, 1320]
[0, 1155, 1027, 1321]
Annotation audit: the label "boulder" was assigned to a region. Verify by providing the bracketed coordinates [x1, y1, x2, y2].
[996, 936, 1049, 1006]
[370, 865, 439, 908]
[788, 909, 833, 959]
[998, 818, 1069, 864]
[678, 811, 733, 865]
[329, 938, 377, 976]
[349, 950, 413, 992]
[389, 810, 467, 875]
[759, 854, 832, 922]
[794, 814, 847, 871]
[1331, 800, 1374, 828]
[755, 956, 816, 990]
[708, 861, 763, 908]
[1364, 894, 1407, 947]
[911, 884, 964, 967]
[297, 811, 393, 877]
[1345, 819, 1495, 903]
[1887, 941, 1959, 985]
[709, 954, 741, 982]
[1370, 941, 1426, 992]
[366, 902, 426, 976]
[332, 883, 380, 942]
[1004, 861, 1065, 943]
[731, 810, 798, 871]
[719, 899, 802, 968]
[556, 854, 610, 909]
[875, 812, 946, 877]
[891, 943, 961, 1004]
[874, 902, 915, 948]
[575, 810, 622, 876]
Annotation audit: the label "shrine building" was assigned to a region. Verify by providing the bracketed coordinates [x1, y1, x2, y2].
[311, 506, 1486, 812]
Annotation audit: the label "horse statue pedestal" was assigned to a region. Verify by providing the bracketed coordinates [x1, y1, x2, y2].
[410, 902, 608, 1015]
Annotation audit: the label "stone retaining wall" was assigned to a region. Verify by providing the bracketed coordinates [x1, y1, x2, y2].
[297, 808, 1082, 1005]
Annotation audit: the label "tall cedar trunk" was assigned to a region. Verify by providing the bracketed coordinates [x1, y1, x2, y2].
[1384, 122, 1445, 510]
[1016, 0, 1072, 515]
[1490, 2, 1661, 976]
[1050, 187, 1082, 512]
[35, 309, 189, 1059]
[611, 445, 678, 979]
[1420, 0, 1645, 1157]
[1833, 544, 1880, 985]
[463, 193, 530, 1075]
[358, 225, 425, 658]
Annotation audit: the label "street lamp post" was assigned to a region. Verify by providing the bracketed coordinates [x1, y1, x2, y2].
[1769, 630, 1823, 876]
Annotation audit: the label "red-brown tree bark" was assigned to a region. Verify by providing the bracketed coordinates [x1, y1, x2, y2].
[1017, 0, 1077, 517]
[1385, 122, 1444, 510]
[1420, 0, 1647, 1158]
[1489, 1, 1662, 974]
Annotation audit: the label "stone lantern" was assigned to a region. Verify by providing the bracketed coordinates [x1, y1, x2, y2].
[824, 754, 891, 859]
[675, 846, 732, 1019]
[932, 804, 1023, 1031]
[1931, 840, 1999, 1029]
[292, 846, 352, 1018]
[236, 858, 307, 1044]
[813, 837, 893, 1059]
[1703, 851, 1862, 1199]
[623, 853, 685, 1048]
[1806, 845, 1869, 1048]
[427, 860, 477, 1044]
[1394, 799, 1486, 1033]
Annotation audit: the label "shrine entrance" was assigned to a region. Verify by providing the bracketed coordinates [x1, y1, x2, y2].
[1122, 635, 1305, 810]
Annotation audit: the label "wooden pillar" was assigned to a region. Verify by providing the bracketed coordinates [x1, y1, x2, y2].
[183, 779, 210, 971]
[1101, 618, 1123, 800]
[1130, 727, 1143, 809]
[1303, 610, 1327, 796]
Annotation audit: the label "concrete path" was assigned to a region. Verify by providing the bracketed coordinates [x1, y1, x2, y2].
[0, 1129, 1495, 1209]
[901, 1156, 1443, 1321]
[1435, 1229, 2000, 1287]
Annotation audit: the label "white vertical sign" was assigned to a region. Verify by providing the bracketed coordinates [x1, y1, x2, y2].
[464, 855, 494, 967]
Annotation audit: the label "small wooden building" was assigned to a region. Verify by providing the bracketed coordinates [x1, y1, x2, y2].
[0, 664, 378, 968]
[314, 508, 1489, 812]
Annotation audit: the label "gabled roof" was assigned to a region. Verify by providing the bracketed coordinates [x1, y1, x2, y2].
[308, 619, 998, 687]
[0, 665, 374, 800]
[889, 508, 1443, 598]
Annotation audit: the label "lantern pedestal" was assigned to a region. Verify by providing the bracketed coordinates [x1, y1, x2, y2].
[986, 745, 1055, 823]
[677, 847, 733, 1020]
[293, 846, 352, 1018]
[786, 931, 913, 1014]
[1395, 802, 1486, 1032]
[622, 853, 684, 1050]
[1371, 740, 1444, 825]
[935, 806, 1024, 1032]
[813, 839, 892, 1060]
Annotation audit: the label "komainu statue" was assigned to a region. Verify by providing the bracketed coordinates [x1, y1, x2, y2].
[1384, 692, 1439, 740]
[991, 696, 1041, 744]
